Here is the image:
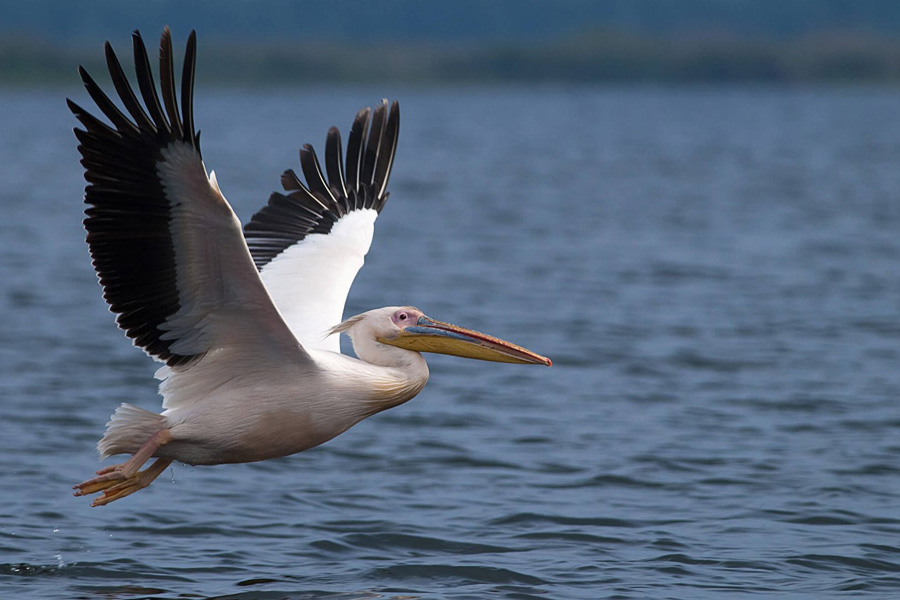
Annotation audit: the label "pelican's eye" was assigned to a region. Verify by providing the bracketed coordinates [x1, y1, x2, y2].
[392, 310, 413, 327]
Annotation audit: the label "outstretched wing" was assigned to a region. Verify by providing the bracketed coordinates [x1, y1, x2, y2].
[68, 28, 308, 382]
[243, 99, 400, 353]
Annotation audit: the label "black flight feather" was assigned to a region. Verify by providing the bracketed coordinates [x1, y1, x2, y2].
[244, 100, 400, 270]
[299, 144, 336, 206]
[373, 101, 400, 207]
[324, 127, 348, 203]
[132, 32, 169, 133]
[361, 99, 387, 188]
[180, 31, 197, 148]
[344, 107, 371, 201]
[105, 42, 155, 133]
[158, 27, 183, 141]
[78, 66, 141, 138]
[69, 28, 201, 367]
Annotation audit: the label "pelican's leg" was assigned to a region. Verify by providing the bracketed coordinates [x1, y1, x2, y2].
[73, 429, 173, 505]
[88, 457, 173, 507]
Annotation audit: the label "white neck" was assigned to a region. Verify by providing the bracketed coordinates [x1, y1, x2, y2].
[302, 331, 422, 411]
[347, 334, 430, 411]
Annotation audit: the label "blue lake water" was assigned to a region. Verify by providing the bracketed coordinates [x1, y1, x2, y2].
[0, 85, 899, 599]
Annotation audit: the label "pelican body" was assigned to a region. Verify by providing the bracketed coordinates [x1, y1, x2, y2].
[69, 29, 550, 506]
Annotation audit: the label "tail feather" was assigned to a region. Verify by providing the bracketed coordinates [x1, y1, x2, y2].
[98, 403, 168, 459]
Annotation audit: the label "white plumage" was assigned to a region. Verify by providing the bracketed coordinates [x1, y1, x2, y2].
[260, 209, 379, 352]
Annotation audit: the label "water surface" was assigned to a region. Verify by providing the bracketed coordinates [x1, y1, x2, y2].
[1, 85, 899, 598]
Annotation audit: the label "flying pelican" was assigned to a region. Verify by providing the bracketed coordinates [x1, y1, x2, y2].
[68, 29, 550, 507]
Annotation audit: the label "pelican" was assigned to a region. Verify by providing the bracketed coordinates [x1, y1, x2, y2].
[68, 29, 550, 507]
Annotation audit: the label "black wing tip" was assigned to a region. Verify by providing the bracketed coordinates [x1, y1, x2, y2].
[281, 168, 303, 192]
[341, 99, 400, 202]
[131, 30, 145, 51]
[183, 29, 198, 58]
[373, 98, 388, 120]
[157, 26, 196, 40]
[75, 27, 200, 143]
[74, 27, 205, 364]
[362, 97, 400, 207]
[131, 30, 147, 54]
[77, 64, 93, 84]
[245, 97, 400, 268]
[103, 42, 121, 73]
[181, 28, 199, 146]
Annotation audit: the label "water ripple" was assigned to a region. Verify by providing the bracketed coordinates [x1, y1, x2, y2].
[366, 563, 548, 586]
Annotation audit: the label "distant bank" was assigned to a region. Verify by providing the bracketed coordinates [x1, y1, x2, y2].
[3, 30, 900, 85]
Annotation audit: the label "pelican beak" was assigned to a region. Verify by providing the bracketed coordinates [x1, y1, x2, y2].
[381, 315, 552, 366]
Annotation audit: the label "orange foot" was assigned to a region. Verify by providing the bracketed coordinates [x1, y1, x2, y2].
[73, 428, 174, 506]
[74, 458, 173, 506]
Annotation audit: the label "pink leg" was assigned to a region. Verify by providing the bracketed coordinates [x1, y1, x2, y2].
[74, 429, 173, 504]
[89, 457, 174, 507]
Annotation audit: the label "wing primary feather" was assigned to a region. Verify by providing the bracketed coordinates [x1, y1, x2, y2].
[70, 28, 208, 367]
[324, 126, 349, 206]
[290, 182, 334, 215]
[345, 106, 370, 203]
[243, 99, 401, 275]
[181, 30, 198, 149]
[68, 98, 119, 140]
[158, 27, 184, 140]
[361, 99, 387, 188]
[299, 144, 338, 205]
[132, 30, 170, 134]
[373, 100, 400, 204]
[280, 168, 304, 192]
[104, 42, 156, 133]
[280, 168, 329, 212]
[78, 66, 141, 137]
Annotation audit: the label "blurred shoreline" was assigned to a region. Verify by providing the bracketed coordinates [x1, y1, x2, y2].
[4, 29, 900, 86]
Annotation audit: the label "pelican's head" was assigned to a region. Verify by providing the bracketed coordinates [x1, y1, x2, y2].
[332, 306, 551, 366]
